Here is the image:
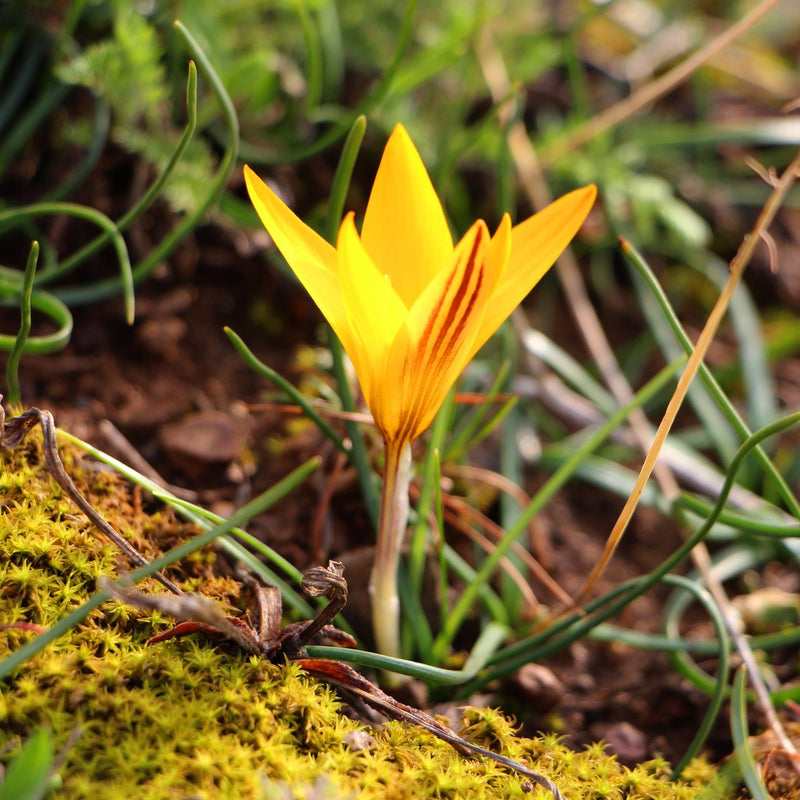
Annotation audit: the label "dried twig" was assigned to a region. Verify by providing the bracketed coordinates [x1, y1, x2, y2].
[105, 561, 566, 799]
[0, 400, 181, 595]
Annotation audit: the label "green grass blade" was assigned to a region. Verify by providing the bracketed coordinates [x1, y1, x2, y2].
[731, 665, 771, 800]
[4, 241, 38, 402]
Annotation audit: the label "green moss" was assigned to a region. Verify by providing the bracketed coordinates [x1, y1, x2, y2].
[0, 430, 733, 799]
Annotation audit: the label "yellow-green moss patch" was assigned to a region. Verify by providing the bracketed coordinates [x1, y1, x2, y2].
[1, 429, 733, 798]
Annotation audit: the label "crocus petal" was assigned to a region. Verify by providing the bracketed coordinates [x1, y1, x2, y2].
[360, 124, 453, 309]
[336, 212, 408, 409]
[473, 184, 597, 350]
[244, 165, 348, 337]
[377, 221, 493, 444]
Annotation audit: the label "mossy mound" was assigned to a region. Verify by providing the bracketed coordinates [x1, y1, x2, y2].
[0, 425, 732, 798]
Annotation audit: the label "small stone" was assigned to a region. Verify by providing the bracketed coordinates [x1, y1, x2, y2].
[511, 663, 565, 711]
[343, 730, 376, 752]
[599, 721, 648, 766]
[159, 410, 248, 480]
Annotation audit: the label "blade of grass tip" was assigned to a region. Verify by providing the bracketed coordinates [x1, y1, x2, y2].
[0, 457, 321, 679]
[324, 115, 366, 242]
[0, 727, 54, 800]
[622, 237, 800, 520]
[292, 0, 323, 111]
[322, 116, 381, 527]
[5, 241, 38, 403]
[0, 203, 134, 323]
[316, 1, 344, 102]
[731, 665, 772, 800]
[627, 254, 739, 464]
[41, 62, 198, 285]
[0, 283, 72, 355]
[661, 575, 731, 779]
[224, 326, 347, 454]
[431, 357, 684, 663]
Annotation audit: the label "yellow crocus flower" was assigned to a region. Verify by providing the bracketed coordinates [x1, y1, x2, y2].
[245, 123, 596, 659]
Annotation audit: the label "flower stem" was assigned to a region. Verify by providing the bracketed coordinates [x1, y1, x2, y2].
[370, 439, 412, 660]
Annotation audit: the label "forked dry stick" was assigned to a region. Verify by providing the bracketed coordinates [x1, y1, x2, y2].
[0, 400, 181, 595]
[104, 561, 567, 799]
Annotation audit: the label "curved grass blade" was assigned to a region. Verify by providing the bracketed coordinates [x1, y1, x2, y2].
[224, 325, 347, 455]
[0, 202, 133, 323]
[0, 284, 72, 354]
[239, 0, 417, 165]
[731, 665, 771, 800]
[54, 23, 239, 306]
[662, 575, 731, 778]
[307, 620, 509, 686]
[38, 62, 198, 285]
[4, 241, 38, 402]
[622, 238, 800, 520]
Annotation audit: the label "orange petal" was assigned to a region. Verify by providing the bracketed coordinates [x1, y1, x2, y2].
[378, 221, 493, 444]
[360, 124, 453, 310]
[336, 213, 408, 410]
[244, 165, 348, 336]
[473, 184, 597, 350]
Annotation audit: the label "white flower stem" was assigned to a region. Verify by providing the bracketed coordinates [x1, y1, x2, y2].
[369, 439, 412, 662]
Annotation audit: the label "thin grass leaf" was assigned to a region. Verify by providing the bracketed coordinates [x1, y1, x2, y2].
[445, 361, 512, 460]
[39, 62, 198, 285]
[0, 202, 133, 323]
[293, 0, 323, 111]
[622, 238, 800, 520]
[0, 727, 54, 800]
[224, 325, 347, 455]
[240, 0, 417, 165]
[55, 22, 239, 306]
[628, 258, 739, 463]
[409, 387, 455, 598]
[661, 575, 731, 778]
[4, 241, 38, 402]
[731, 665, 772, 800]
[322, 115, 380, 527]
[677, 493, 800, 537]
[307, 620, 509, 686]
